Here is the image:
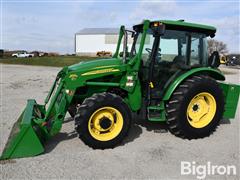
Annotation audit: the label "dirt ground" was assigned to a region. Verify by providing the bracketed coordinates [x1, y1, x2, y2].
[0, 64, 239, 179]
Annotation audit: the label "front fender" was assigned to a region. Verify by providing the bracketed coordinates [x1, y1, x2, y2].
[163, 67, 225, 101]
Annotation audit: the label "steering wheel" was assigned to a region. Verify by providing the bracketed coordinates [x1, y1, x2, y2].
[145, 48, 162, 55]
[145, 48, 162, 63]
[145, 48, 152, 54]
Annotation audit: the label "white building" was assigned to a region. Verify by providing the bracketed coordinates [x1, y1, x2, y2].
[75, 28, 120, 56]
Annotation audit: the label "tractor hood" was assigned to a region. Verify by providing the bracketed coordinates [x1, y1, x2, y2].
[68, 58, 123, 72]
[61, 58, 126, 86]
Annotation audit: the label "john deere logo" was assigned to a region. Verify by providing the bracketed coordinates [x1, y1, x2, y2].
[81, 68, 120, 76]
[69, 74, 78, 80]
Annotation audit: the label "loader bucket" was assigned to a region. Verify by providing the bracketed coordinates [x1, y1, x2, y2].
[0, 99, 46, 160]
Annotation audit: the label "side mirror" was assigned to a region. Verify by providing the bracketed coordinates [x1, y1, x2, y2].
[208, 51, 220, 68]
[210, 33, 215, 38]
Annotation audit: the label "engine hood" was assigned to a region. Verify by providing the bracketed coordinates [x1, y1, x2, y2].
[60, 57, 127, 83]
[68, 58, 123, 72]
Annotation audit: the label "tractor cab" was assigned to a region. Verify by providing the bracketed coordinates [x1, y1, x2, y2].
[120, 20, 216, 67]
[116, 20, 218, 99]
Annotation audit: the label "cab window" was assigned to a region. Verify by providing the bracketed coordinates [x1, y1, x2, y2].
[160, 30, 187, 64]
[190, 33, 208, 66]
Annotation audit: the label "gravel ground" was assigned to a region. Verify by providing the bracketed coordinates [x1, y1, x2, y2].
[0, 64, 239, 180]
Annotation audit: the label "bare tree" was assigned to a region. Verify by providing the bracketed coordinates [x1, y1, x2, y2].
[208, 39, 228, 55]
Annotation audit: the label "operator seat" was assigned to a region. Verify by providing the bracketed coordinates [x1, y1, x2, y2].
[173, 55, 185, 64]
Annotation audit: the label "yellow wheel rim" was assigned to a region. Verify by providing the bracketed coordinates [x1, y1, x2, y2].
[88, 107, 123, 141]
[187, 92, 216, 128]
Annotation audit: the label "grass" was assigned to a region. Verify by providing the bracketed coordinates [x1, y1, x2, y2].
[0, 56, 97, 67]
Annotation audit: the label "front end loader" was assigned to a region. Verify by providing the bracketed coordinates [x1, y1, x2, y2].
[1, 69, 71, 159]
[1, 20, 240, 160]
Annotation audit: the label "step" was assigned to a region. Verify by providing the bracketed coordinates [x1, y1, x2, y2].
[147, 105, 164, 111]
[148, 117, 165, 122]
[147, 105, 165, 122]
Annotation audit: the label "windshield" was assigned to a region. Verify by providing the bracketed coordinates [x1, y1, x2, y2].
[117, 29, 152, 60]
[130, 29, 154, 58]
[117, 30, 135, 60]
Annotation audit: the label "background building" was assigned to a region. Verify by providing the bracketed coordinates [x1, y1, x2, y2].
[75, 28, 120, 56]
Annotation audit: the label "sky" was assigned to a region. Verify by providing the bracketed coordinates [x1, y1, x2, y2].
[1, 0, 239, 54]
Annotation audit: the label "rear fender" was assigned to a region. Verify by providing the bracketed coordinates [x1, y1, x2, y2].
[163, 67, 225, 101]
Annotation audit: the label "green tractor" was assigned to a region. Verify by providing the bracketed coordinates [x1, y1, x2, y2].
[1, 20, 240, 160]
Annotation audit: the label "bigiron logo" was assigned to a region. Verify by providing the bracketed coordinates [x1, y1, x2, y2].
[181, 161, 237, 179]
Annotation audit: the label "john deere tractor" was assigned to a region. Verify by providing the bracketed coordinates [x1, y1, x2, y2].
[1, 20, 239, 160]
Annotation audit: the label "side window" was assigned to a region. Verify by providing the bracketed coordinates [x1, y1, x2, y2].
[190, 33, 207, 66]
[159, 30, 187, 63]
[190, 37, 200, 65]
[160, 39, 178, 62]
[181, 43, 187, 57]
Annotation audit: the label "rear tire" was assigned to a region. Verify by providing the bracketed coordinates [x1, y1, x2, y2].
[74, 92, 132, 149]
[166, 75, 224, 139]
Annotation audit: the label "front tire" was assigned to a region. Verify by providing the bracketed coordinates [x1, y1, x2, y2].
[166, 75, 224, 139]
[74, 92, 132, 149]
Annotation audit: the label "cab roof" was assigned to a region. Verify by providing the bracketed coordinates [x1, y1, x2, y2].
[134, 20, 216, 37]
